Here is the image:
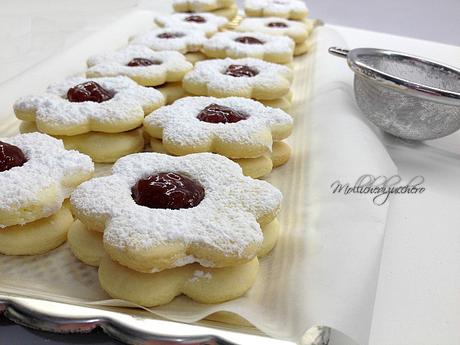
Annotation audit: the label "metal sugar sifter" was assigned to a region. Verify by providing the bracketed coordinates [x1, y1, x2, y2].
[329, 47, 460, 140]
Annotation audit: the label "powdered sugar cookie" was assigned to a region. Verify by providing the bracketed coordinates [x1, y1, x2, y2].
[201, 31, 295, 64]
[143, 96, 292, 158]
[155, 13, 228, 37]
[0, 133, 94, 228]
[70, 152, 282, 272]
[244, 0, 309, 20]
[183, 58, 293, 100]
[20, 122, 144, 164]
[236, 17, 313, 43]
[14, 76, 165, 136]
[98, 254, 259, 307]
[129, 28, 207, 54]
[86, 46, 193, 87]
[0, 202, 73, 256]
[173, 0, 235, 12]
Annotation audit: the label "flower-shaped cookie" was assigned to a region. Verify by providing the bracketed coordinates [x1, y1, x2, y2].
[70, 152, 282, 272]
[201, 31, 295, 64]
[236, 17, 313, 43]
[154, 13, 228, 37]
[86, 46, 193, 86]
[183, 58, 293, 100]
[173, 0, 235, 12]
[129, 28, 207, 53]
[144, 96, 293, 158]
[244, 0, 309, 20]
[0, 133, 94, 228]
[14, 76, 165, 136]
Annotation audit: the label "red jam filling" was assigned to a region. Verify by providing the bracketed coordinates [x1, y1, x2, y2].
[0, 141, 27, 172]
[224, 64, 259, 77]
[132, 172, 205, 209]
[67, 81, 115, 103]
[197, 104, 249, 123]
[184, 15, 206, 23]
[267, 22, 288, 28]
[234, 36, 264, 45]
[127, 58, 161, 67]
[157, 32, 185, 39]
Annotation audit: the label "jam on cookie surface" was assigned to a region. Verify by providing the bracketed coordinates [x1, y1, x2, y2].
[126, 58, 162, 67]
[224, 64, 259, 77]
[0, 141, 27, 172]
[184, 15, 206, 23]
[132, 172, 205, 209]
[197, 103, 249, 123]
[67, 81, 115, 103]
[157, 32, 185, 39]
[267, 22, 289, 28]
[234, 36, 264, 45]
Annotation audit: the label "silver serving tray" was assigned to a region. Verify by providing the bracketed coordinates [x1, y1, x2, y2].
[0, 293, 329, 344]
[0, 8, 329, 345]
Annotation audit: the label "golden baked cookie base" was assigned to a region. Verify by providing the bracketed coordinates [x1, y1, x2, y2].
[20, 122, 145, 163]
[294, 39, 313, 56]
[184, 52, 208, 65]
[0, 202, 73, 256]
[148, 138, 291, 178]
[99, 254, 259, 307]
[68, 218, 278, 307]
[155, 82, 191, 104]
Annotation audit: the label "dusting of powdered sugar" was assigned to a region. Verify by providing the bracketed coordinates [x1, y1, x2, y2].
[245, 0, 309, 18]
[70, 152, 282, 266]
[236, 17, 313, 42]
[0, 133, 94, 227]
[144, 96, 292, 151]
[203, 31, 295, 59]
[155, 13, 228, 37]
[129, 28, 207, 53]
[86, 46, 192, 82]
[183, 57, 292, 97]
[13, 76, 164, 129]
[188, 270, 213, 283]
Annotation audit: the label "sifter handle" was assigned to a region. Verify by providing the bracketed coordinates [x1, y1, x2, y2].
[328, 47, 349, 58]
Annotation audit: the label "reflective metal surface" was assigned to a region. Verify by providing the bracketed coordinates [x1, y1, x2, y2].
[329, 47, 460, 140]
[0, 294, 330, 345]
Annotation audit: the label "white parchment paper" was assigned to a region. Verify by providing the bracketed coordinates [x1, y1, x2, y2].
[0, 11, 397, 345]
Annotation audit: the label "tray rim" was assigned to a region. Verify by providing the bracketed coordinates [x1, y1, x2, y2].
[0, 293, 330, 345]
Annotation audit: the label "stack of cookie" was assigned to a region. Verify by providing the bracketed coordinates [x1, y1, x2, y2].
[128, 27, 209, 102]
[241, 0, 313, 55]
[143, 96, 293, 178]
[68, 152, 282, 307]
[183, 55, 293, 110]
[14, 76, 165, 163]
[172, 0, 239, 21]
[0, 133, 93, 256]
